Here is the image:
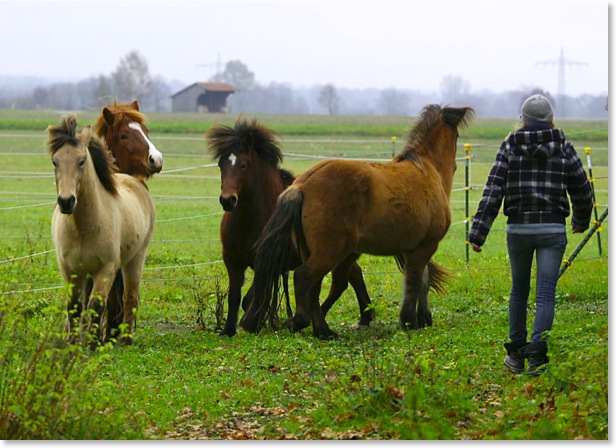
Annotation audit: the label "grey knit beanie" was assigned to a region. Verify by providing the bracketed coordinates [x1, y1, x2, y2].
[520, 94, 554, 125]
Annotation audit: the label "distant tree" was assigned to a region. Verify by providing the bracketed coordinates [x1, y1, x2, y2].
[31, 83, 79, 110]
[111, 51, 151, 102]
[32, 86, 51, 108]
[92, 75, 114, 103]
[219, 60, 255, 112]
[218, 60, 255, 90]
[255, 82, 309, 114]
[440, 75, 471, 104]
[147, 75, 172, 112]
[318, 84, 339, 115]
[379, 88, 410, 116]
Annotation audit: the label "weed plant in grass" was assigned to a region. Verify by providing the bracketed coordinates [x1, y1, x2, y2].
[0, 298, 145, 439]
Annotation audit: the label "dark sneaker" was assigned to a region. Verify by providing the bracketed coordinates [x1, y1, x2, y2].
[521, 342, 549, 377]
[504, 341, 529, 374]
[504, 354, 525, 373]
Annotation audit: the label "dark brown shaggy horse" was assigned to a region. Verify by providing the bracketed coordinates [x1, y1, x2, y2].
[242, 105, 473, 339]
[90, 100, 164, 341]
[206, 117, 373, 336]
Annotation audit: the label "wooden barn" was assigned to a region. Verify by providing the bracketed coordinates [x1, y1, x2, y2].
[171, 82, 237, 113]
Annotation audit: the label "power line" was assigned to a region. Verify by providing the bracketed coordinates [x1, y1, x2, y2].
[196, 53, 223, 80]
[536, 47, 587, 116]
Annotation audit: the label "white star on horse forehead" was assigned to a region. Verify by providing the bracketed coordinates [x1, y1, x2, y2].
[228, 153, 237, 166]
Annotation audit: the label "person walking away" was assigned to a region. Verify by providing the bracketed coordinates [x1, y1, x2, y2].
[468, 94, 593, 376]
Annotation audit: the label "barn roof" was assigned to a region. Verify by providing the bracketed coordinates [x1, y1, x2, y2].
[171, 82, 237, 97]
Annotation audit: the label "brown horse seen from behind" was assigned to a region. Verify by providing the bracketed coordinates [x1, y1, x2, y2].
[243, 105, 474, 339]
[207, 117, 374, 336]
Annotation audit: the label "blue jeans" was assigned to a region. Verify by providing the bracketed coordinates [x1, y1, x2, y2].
[506, 232, 568, 344]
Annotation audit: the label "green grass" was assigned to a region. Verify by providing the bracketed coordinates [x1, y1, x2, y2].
[0, 109, 608, 142]
[0, 111, 608, 439]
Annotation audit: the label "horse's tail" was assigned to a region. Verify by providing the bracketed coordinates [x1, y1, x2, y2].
[393, 256, 449, 294]
[241, 186, 304, 333]
[425, 260, 449, 294]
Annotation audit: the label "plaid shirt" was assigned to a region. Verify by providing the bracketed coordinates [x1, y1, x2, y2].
[468, 128, 593, 246]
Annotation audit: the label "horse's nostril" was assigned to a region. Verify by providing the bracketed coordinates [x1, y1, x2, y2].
[149, 155, 163, 172]
[57, 195, 76, 213]
[220, 195, 238, 211]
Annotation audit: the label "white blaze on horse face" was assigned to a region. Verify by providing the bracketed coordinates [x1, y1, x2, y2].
[229, 153, 237, 166]
[128, 122, 164, 169]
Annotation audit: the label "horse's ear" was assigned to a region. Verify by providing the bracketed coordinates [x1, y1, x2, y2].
[78, 126, 92, 146]
[131, 100, 140, 111]
[102, 107, 115, 126]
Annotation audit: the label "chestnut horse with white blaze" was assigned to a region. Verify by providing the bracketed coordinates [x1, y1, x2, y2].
[94, 100, 163, 179]
[90, 100, 163, 341]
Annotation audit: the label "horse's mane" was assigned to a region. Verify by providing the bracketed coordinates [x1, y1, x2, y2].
[93, 101, 147, 140]
[89, 134, 119, 195]
[206, 117, 284, 168]
[395, 104, 474, 162]
[47, 114, 118, 196]
[47, 114, 80, 154]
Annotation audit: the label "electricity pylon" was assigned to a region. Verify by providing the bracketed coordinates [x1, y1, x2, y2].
[196, 53, 223, 81]
[536, 48, 587, 117]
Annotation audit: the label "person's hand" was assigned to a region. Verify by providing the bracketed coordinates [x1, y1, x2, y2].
[572, 226, 587, 234]
[471, 242, 482, 253]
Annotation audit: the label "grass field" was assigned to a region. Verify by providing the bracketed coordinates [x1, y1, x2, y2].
[0, 110, 608, 439]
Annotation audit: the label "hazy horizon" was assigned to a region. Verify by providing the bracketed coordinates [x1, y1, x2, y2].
[0, 0, 609, 98]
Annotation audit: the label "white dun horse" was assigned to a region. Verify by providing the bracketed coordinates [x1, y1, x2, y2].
[47, 115, 155, 347]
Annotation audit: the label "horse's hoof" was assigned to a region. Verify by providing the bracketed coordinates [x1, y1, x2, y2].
[316, 330, 339, 341]
[418, 314, 433, 328]
[401, 320, 420, 331]
[284, 316, 309, 332]
[219, 327, 236, 337]
[283, 319, 299, 332]
[351, 322, 370, 330]
[240, 317, 260, 334]
[118, 335, 134, 346]
[358, 317, 372, 327]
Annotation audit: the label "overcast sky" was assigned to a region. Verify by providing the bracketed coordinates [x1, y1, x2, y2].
[0, 0, 609, 97]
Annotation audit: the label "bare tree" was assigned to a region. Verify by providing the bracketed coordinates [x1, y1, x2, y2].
[440, 75, 471, 104]
[111, 51, 151, 102]
[146, 75, 171, 112]
[318, 84, 339, 115]
[218, 60, 255, 90]
[219, 60, 255, 112]
[379, 88, 410, 116]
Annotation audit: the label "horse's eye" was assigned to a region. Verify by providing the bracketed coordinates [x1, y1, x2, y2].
[52, 160, 58, 168]
[78, 159, 86, 168]
[120, 134, 128, 140]
[240, 162, 248, 171]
